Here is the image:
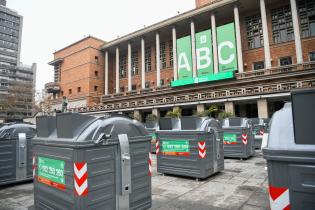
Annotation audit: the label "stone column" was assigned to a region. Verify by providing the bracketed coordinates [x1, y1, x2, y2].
[234, 5, 244, 73]
[225, 101, 235, 115]
[260, 0, 272, 69]
[128, 43, 132, 91]
[104, 51, 109, 95]
[141, 38, 145, 89]
[172, 26, 178, 80]
[115, 47, 119, 93]
[152, 108, 160, 119]
[257, 99, 269, 118]
[191, 20, 197, 77]
[156, 32, 161, 87]
[197, 104, 205, 113]
[290, 0, 303, 64]
[134, 110, 142, 122]
[211, 12, 219, 74]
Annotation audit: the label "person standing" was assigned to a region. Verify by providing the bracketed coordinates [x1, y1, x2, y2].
[61, 96, 68, 113]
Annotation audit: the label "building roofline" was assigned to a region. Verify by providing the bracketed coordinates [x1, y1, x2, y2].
[101, 0, 235, 50]
[53, 35, 106, 54]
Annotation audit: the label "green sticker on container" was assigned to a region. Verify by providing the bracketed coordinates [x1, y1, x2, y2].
[150, 133, 157, 141]
[37, 156, 65, 190]
[162, 140, 190, 156]
[223, 133, 237, 145]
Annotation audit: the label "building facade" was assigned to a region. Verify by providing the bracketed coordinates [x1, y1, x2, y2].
[63, 0, 314, 122]
[0, 1, 37, 121]
[46, 36, 105, 111]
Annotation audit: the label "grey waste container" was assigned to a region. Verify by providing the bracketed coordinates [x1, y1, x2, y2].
[263, 89, 315, 210]
[0, 123, 36, 186]
[33, 113, 152, 210]
[221, 118, 255, 159]
[145, 121, 159, 153]
[250, 118, 267, 150]
[156, 116, 224, 179]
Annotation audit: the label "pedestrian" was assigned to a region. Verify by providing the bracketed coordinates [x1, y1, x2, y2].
[61, 96, 68, 112]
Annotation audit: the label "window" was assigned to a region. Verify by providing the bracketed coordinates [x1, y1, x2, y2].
[120, 86, 125, 92]
[119, 55, 127, 78]
[94, 86, 98, 92]
[280, 56, 292, 66]
[131, 51, 138, 76]
[160, 42, 166, 69]
[309, 52, 315, 61]
[132, 84, 137, 91]
[298, 0, 315, 38]
[271, 6, 294, 44]
[61, 91, 64, 96]
[169, 41, 173, 67]
[77, 87, 81, 93]
[69, 89, 72, 94]
[145, 47, 151, 72]
[160, 79, 164, 86]
[94, 71, 98, 77]
[95, 56, 99, 64]
[245, 14, 263, 49]
[253, 61, 265, 70]
[145, 82, 150, 88]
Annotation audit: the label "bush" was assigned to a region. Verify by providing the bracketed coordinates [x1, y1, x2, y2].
[218, 111, 235, 119]
[193, 110, 210, 117]
[166, 107, 182, 118]
[146, 114, 157, 121]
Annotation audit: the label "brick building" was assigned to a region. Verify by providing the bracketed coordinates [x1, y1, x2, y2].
[46, 36, 105, 110]
[73, 0, 314, 121]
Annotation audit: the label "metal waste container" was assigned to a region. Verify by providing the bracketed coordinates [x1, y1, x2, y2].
[145, 121, 159, 154]
[221, 118, 255, 159]
[0, 123, 36, 186]
[250, 118, 267, 150]
[33, 113, 152, 210]
[156, 116, 224, 179]
[263, 89, 315, 210]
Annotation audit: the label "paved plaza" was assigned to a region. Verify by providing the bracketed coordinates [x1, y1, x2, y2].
[0, 151, 269, 210]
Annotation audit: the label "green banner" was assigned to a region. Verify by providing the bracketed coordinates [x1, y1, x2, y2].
[196, 29, 214, 78]
[38, 156, 65, 190]
[223, 133, 237, 145]
[177, 36, 193, 80]
[162, 140, 190, 156]
[216, 22, 238, 72]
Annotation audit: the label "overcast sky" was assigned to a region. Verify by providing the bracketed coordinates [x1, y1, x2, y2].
[7, 0, 195, 92]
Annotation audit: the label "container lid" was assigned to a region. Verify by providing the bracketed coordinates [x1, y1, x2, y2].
[266, 102, 315, 151]
[222, 117, 250, 128]
[35, 113, 148, 143]
[0, 123, 36, 140]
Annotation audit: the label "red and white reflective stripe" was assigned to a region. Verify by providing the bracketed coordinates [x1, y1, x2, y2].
[259, 129, 264, 136]
[242, 134, 248, 145]
[32, 156, 35, 177]
[74, 162, 88, 196]
[148, 153, 152, 176]
[156, 141, 160, 155]
[198, 141, 206, 159]
[269, 185, 290, 210]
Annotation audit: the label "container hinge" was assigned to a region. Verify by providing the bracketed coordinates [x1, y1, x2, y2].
[118, 134, 131, 210]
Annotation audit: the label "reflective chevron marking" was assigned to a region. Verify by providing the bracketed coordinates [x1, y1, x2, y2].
[198, 141, 206, 159]
[269, 185, 290, 210]
[156, 141, 160, 155]
[74, 162, 88, 196]
[148, 153, 152, 176]
[242, 134, 248, 145]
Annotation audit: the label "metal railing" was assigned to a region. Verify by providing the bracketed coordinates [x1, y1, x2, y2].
[71, 78, 315, 113]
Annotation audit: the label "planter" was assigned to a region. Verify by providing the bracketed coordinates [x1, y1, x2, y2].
[145, 120, 158, 129]
[159, 117, 180, 130]
[181, 116, 207, 130]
